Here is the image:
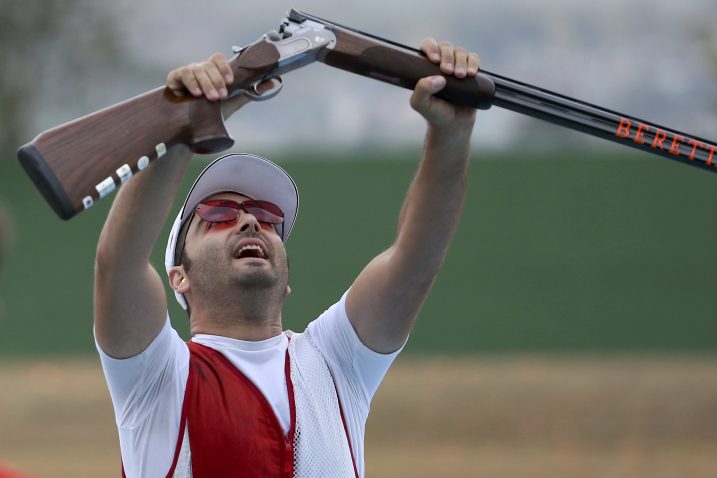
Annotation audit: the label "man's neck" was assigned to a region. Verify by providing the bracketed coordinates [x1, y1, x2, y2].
[188, 292, 285, 341]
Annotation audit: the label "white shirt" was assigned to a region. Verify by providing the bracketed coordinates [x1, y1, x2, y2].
[97, 292, 401, 478]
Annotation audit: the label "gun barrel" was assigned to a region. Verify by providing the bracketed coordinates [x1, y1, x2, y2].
[485, 70, 717, 171]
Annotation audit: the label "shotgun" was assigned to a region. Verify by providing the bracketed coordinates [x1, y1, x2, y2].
[17, 9, 717, 220]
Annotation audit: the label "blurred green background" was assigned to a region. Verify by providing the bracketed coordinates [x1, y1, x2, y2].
[1, 148, 716, 357]
[1, 0, 716, 358]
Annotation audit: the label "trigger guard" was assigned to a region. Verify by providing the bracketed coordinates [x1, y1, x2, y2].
[245, 76, 283, 101]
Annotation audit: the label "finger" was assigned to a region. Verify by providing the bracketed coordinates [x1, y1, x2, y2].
[467, 52, 480, 76]
[438, 41, 455, 75]
[168, 66, 202, 97]
[454, 47, 468, 78]
[210, 52, 234, 85]
[166, 70, 186, 96]
[420, 37, 441, 64]
[193, 68, 220, 101]
[410, 75, 446, 112]
[203, 61, 229, 98]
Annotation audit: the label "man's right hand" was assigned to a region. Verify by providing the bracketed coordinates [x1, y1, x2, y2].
[166, 52, 234, 101]
[166, 52, 278, 119]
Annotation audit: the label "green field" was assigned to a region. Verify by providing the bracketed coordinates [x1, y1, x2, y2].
[1, 149, 716, 356]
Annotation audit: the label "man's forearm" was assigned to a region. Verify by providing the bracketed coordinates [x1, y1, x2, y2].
[96, 51, 250, 269]
[394, 124, 472, 278]
[345, 124, 473, 353]
[96, 145, 192, 268]
[341, 41, 479, 354]
[97, 58, 254, 266]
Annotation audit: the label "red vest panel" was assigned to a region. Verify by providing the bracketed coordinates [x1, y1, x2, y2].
[166, 341, 297, 478]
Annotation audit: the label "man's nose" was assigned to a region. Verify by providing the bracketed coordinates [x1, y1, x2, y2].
[237, 212, 260, 234]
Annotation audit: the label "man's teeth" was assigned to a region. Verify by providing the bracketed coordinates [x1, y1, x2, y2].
[238, 244, 265, 258]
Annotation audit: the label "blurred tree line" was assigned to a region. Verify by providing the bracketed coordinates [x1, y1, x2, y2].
[0, 0, 124, 150]
[0, 0, 127, 294]
[0, 1, 127, 325]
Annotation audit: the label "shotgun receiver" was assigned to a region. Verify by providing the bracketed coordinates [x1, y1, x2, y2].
[17, 9, 717, 220]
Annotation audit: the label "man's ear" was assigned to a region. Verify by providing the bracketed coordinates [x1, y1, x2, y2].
[285, 285, 291, 297]
[168, 266, 190, 294]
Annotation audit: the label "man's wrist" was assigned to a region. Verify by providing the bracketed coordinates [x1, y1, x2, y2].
[426, 121, 474, 145]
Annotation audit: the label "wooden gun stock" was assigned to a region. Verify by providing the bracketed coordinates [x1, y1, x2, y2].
[19, 88, 226, 219]
[17, 41, 281, 220]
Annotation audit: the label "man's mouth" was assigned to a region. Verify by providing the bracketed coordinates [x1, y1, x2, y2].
[234, 243, 267, 260]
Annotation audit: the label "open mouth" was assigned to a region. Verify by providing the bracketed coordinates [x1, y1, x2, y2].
[235, 243, 267, 260]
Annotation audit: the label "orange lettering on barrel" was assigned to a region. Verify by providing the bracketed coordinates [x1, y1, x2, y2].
[651, 129, 668, 150]
[706, 144, 717, 166]
[615, 117, 632, 139]
[687, 139, 703, 161]
[669, 135, 684, 156]
[634, 123, 649, 145]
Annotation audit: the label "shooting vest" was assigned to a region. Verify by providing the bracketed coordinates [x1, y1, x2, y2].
[165, 333, 359, 478]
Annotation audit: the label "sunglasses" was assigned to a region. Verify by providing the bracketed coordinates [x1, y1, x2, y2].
[195, 199, 285, 228]
[174, 198, 285, 266]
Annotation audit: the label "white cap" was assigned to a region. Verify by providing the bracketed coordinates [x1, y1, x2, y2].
[164, 153, 299, 309]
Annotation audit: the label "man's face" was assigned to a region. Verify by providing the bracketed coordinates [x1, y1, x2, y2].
[180, 192, 289, 303]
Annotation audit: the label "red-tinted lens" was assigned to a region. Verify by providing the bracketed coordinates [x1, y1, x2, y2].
[195, 203, 238, 223]
[195, 199, 284, 225]
[242, 200, 284, 224]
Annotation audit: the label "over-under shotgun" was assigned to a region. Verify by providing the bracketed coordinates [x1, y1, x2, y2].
[17, 9, 717, 220]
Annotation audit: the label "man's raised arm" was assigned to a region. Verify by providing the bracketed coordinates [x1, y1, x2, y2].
[346, 39, 479, 354]
[94, 53, 246, 359]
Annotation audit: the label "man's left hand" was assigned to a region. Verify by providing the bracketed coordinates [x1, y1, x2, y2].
[410, 38, 480, 129]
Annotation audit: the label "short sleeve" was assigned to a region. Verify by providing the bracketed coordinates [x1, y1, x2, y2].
[95, 316, 188, 424]
[306, 290, 403, 403]
[95, 316, 190, 477]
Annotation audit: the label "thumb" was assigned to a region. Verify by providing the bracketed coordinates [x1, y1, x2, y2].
[410, 75, 446, 112]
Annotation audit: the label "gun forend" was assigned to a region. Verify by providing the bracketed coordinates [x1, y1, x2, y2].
[288, 9, 496, 110]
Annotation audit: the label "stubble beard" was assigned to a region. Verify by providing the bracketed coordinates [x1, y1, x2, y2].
[188, 242, 288, 317]
[233, 264, 281, 290]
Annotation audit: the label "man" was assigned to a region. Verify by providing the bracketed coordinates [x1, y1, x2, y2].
[94, 37, 479, 477]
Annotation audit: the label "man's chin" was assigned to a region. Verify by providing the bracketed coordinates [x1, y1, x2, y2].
[232, 267, 278, 289]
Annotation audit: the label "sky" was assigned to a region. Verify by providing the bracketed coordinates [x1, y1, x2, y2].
[32, 0, 717, 154]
